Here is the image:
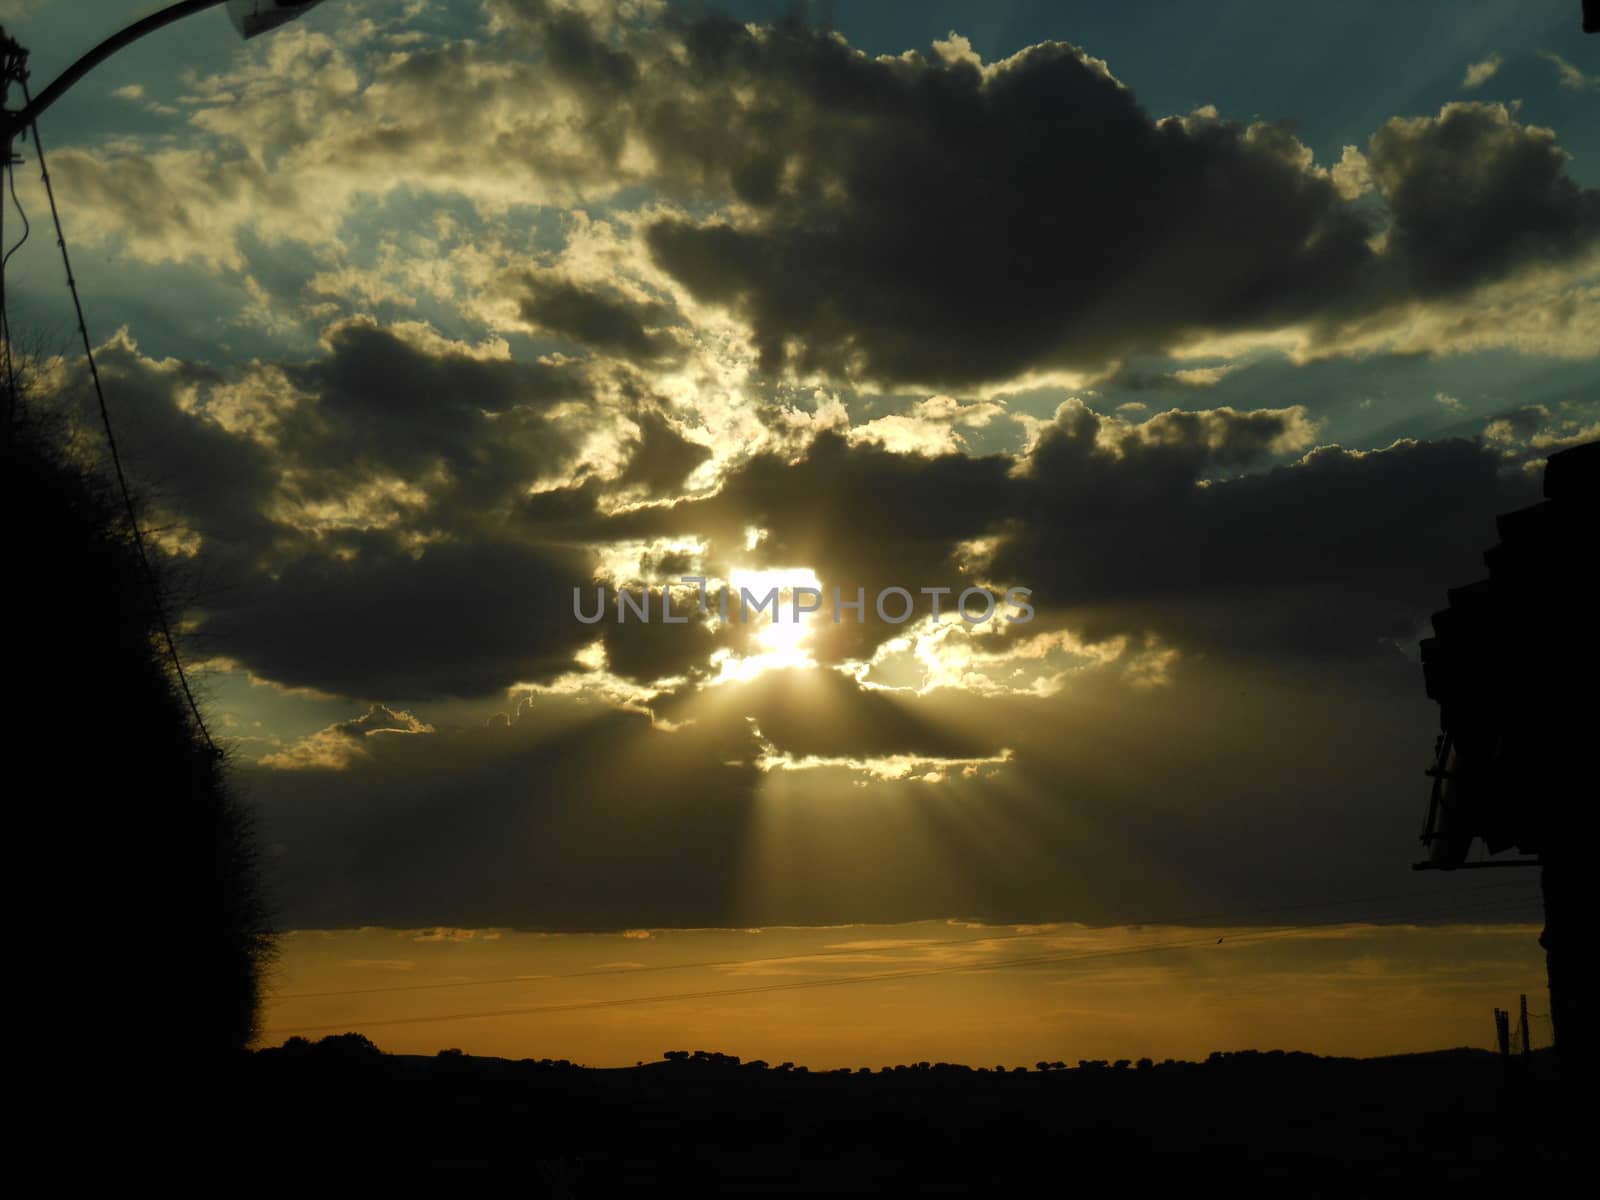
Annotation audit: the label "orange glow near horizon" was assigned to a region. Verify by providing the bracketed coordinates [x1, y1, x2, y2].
[258, 920, 1549, 1069]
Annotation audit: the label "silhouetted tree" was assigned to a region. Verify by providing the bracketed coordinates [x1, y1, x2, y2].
[4, 371, 274, 1181]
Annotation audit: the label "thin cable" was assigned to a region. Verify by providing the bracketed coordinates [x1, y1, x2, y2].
[271, 877, 1538, 1000]
[2, 155, 31, 421]
[268, 883, 1540, 1008]
[265, 895, 1540, 1035]
[2, 150, 13, 427]
[3, 23, 29, 430]
[1, 300, 14, 430]
[3, 150, 27, 269]
[24, 87, 217, 753]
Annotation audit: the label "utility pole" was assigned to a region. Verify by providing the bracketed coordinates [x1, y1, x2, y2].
[1495, 1008, 1512, 1058]
[1519, 993, 1531, 1057]
[1419, 437, 1600, 1070]
[1, 2, 329, 418]
[1, 27, 27, 427]
[2, 3, 229, 153]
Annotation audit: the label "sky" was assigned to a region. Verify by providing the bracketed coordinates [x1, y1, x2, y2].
[3, 0, 1593, 1063]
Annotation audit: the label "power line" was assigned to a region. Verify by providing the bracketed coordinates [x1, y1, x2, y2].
[1, 32, 23, 431]
[267, 924, 1350, 1034]
[266, 896, 1539, 1035]
[22, 87, 217, 753]
[263, 892, 1540, 1033]
[1, 162, 17, 428]
[3, 153, 34, 428]
[2, 149, 26, 269]
[268, 878, 1541, 1002]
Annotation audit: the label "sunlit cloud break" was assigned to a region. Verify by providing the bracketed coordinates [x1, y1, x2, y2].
[574, 577, 1035, 625]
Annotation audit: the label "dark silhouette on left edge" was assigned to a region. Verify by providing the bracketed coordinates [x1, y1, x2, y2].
[2, 386, 274, 1191]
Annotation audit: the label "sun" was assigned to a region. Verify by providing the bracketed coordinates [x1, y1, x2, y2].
[712, 566, 825, 683]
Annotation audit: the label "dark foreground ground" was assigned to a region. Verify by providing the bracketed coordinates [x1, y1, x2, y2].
[28, 1037, 1578, 1196]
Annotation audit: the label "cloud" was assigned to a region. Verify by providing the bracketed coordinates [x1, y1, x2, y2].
[14, 0, 1588, 953]
[1101, 363, 1243, 392]
[1461, 54, 1502, 90]
[43, 9, 1600, 389]
[1482, 400, 1600, 461]
[43, 306, 1548, 709]
[515, 271, 683, 362]
[845, 395, 1005, 457]
[635, 30, 1379, 387]
[600, 21, 1596, 387]
[1285, 252, 1600, 361]
[1361, 102, 1600, 296]
[38, 17, 653, 279]
[990, 403, 1540, 657]
[261, 703, 435, 770]
[1483, 404, 1552, 447]
[1539, 50, 1600, 91]
[531, 397, 1532, 677]
[43, 323, 631, 700]
[752, 740, 1014, 784]
[205, 527, 598, 699]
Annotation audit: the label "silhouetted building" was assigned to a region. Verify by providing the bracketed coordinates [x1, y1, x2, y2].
[1420, 438, 1599, 1064]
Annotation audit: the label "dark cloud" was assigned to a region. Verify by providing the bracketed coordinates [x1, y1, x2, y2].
[1364, 102, 1600, 296]
[535, 2, 641, 94]
[497, 10, 1600, 387]
[575, 429, 1015, 665]
[637, 29, 1377, 385]
[205, 531, 595, 699]
[281, 319, 582, 497]
[995, 404, 1542, 657]
[68, 321, 1545, 700]
[612, 412, 712, 493]
[38, 0, 1588, 943]
[516, 273, 682, 361]
[57, 324, 610, 701]
[596, 584, 721, 683]
[579, 403, 1537, 666]
[87, 340, 283, 559]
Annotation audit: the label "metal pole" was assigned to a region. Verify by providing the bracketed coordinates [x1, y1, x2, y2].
[1, 28, 24, 430]
[1, 2, 228, 144]
[1540, 859, 1579, 1064]
[2, 3, 233, 427]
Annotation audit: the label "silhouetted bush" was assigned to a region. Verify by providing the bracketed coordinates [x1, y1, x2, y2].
[4, 386, 274, 1180]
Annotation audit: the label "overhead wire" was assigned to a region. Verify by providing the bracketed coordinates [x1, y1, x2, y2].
[264, 885, 1543, 1033]
[21, 85, 218, 753]
[267, 894, 1541, 1035]
[1, 136, 21, 426]
[1, 39, 20, 429]
[271, 877, 1540, 1002]
[2, 145, 26, 269]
